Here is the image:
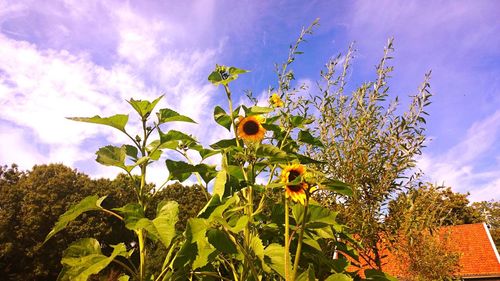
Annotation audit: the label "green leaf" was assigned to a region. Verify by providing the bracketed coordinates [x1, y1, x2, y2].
[124, 145, 138, 160]
[208, 65, 248, 86]
[166, 160, 217, 183]
[214, 106, 232, 131]
[264, 243, 291, 279]
[115, 202, 178, 246]
[45, 195, 106, 243]
[298, 130, 324, 147]
[113, 203, 145, 229]
[67, 114, 129, 133]
[320, 179, 352, 196]
[325, 273, 353, 281]
[95, 145, 127, 169]
[296, 264, 316, 281]
[183, 218, 216, 270]
[305, 204, 338, 229]
[149, 149, 163, 161]
[227, 216, 248, 233]
[249, 234, 265, 265]
[290, 115, 312, 128]
[213, 170, 227, 198]
[197, 195, 221, 219]
[153, 201, 179, 248]
[157, 108, 196, 124]
[192, 238, 216, 270]
[226, 165, 244, 181]
[364, 269, 398, 281]
[117, 275, 130, 281]
[256, 144, 293, 163]
[159, 129, 196, 149]
[172, 240, 197, 270]
[208, 196, 239, 220]
[199, 148, 220, 160]
[209, 138, 237, 149]
[58, 238, 127, 281]
[247, 106, 273, 115]
[295, 153, 325, 164]
[127, 95, 163, 119]
[207, 229, 237, 254]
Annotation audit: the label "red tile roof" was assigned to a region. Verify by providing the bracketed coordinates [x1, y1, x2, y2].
[354, 223, 500, 278]
[440, 223, 500, 278]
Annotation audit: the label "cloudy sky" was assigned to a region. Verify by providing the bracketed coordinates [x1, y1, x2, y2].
[0, 0, 498, 201]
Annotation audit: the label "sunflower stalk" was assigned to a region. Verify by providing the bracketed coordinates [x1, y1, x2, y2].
[292, 198, 309, 280]
[284, 197, 291, 280]
[223, 84, 241, 148]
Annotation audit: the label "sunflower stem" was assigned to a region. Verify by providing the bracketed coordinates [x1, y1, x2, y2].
[284, 197, 291, 280]
[223, 84, 240, 148]
[291, 198, 308, 280]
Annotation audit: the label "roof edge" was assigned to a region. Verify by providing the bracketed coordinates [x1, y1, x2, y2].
[482, 222, 500, 264]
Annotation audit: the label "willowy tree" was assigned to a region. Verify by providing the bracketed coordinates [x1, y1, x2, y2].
[472, 200, 500, 251]
[44, 20, 397, 281]
[385, 185, 462, 280]
[306, 39, 433, 270]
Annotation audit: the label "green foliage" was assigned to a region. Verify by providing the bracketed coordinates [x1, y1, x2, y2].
[0, 164, 136, 280]
[208, 65, 248, 86]
[386, 185, 467, 280]
[308, 38, 433, 270]
[472, 200, 500, 250]
[67, 114, 129, 133]
[45, 195, 108, 243]
[40, 19, 399, 281]
[0, 165, 211, 280]
[58, 238, 129, 281]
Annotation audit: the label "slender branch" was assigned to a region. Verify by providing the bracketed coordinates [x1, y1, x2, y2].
[99, 207, 124, 221]
[124, 131, 142, 151]
[292, 199, 309, 280]
[193, 271, 232, 281]
[112, 259, 138, 280]
[137, 229, 146, 281]
[284, 198, 291, 280]
[223, 84, 241, 148]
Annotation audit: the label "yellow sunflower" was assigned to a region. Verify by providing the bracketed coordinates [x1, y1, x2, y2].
[237, 116, 266, 142]
[281, 164, 308, 205]
[269, 93, 284, 108]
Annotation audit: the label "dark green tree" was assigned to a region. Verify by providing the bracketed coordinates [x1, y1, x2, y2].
[0, 164, 210, 281]
[0, 164, 136, 281]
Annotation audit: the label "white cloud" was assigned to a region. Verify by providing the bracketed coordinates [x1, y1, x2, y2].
[0, 1, 232, 188]
[418, 110, 500, 202]
[0, 122, 45, 169]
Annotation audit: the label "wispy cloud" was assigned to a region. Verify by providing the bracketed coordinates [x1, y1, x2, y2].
[0, 0, 229, 185]
[418, 110, 500, 201]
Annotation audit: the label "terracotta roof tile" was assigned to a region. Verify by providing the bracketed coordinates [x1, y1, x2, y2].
[347, 223, 500, 278]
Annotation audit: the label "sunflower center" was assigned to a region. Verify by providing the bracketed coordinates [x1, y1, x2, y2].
[243, 120, 260, 135]
[287, 170, 302, 192]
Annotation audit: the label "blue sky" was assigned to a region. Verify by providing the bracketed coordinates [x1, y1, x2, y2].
[0, 0, 498, 201]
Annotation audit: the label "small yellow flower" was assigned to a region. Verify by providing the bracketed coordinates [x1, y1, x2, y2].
[270, 93, 284, 108]
[281, 164, 308, 205]
[237, 116, 266, 142]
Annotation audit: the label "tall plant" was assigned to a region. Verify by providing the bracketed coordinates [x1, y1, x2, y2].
[308, 38, 432, 269]
[45, 20, 397, 281]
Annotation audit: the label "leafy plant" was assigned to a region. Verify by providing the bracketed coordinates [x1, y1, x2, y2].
[45, 20, 396, 281]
